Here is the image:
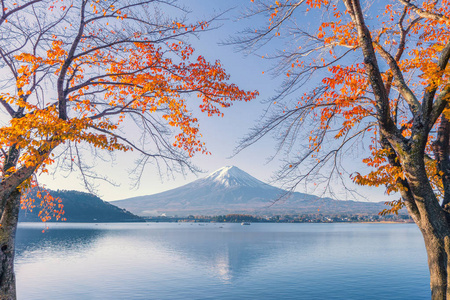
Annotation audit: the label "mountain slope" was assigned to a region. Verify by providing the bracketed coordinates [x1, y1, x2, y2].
[19, 190, 144, 222]
[113, 166, 388, 216]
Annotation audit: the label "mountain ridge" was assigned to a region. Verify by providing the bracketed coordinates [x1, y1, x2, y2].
[113, 166, 389, 216]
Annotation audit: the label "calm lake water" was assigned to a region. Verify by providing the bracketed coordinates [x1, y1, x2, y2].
[15, 222, 429, 300]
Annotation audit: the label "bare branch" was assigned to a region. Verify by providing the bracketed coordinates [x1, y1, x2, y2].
[397, 0, 450, 24]
[374, 42, 420, 116]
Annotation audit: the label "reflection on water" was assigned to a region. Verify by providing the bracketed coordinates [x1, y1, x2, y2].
[15, 223, 429, 300]
[145, 228, 304, 283]
[16, 224, 104, 261]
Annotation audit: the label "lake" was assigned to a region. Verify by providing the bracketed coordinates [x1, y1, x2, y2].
[15, 222, 429, 299]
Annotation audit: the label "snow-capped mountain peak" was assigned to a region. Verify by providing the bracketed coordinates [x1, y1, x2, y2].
[204, 166, 269, 188]
[114, 165, 388, 217]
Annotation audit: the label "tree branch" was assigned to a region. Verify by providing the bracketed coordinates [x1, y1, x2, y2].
[343, 0, 402, 144]
[426, 41, 450, 128]
[374, 42, 421, 116]
[397, 0, 450, 24]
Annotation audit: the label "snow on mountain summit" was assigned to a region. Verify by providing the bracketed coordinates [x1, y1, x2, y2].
[204, 166, 270, 188]
[113, 164, 389, 217]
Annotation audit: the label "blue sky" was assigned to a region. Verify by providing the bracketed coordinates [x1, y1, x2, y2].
[38, 0, 391, 204]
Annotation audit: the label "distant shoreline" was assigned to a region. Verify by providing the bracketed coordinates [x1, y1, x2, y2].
[19, 213, 413, 224]
[140, 213, 412, 224]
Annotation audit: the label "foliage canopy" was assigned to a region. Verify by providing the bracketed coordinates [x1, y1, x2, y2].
[0, 0, 257, 221]
[236, 0, 450, 208]
[236, 0, 450, 297]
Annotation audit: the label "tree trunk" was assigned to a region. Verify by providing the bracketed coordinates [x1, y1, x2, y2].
[419, 229, 450, 299]
[0, 145, 51, 300]
[404, 194, 450, 300]
[0, 188, 21, 300]
[399, 151, 450, 299]
[408, 188, 450, 300]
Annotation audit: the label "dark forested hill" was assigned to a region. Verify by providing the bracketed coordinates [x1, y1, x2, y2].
[19, 190, 144, 222]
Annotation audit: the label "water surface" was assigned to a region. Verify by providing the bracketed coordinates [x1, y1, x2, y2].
[15, 222, 429, 299]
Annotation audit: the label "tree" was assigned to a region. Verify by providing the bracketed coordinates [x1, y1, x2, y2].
[0, 1, 257, 298]
[234, 0, 450, 298]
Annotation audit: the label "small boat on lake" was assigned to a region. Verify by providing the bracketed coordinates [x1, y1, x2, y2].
[241, 222, 251, 225]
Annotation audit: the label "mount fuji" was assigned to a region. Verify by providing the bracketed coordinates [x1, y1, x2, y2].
[113, 166, 387, 216]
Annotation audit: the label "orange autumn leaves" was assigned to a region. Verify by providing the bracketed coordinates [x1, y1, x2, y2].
[0, 2, 257, 223]
[2, 24, 256, 168]
[21, 183, 66, 224]
[255, 0, 450, 209]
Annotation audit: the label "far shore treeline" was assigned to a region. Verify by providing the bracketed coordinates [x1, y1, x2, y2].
[142, 213, 412, 224]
